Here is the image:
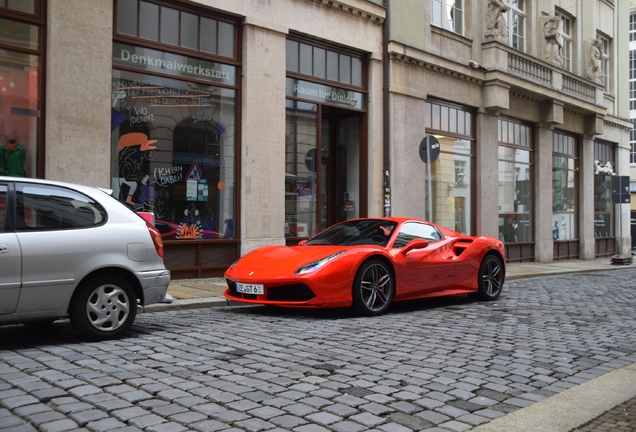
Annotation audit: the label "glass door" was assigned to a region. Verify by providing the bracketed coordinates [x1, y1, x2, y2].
[321, 107, 361, 228]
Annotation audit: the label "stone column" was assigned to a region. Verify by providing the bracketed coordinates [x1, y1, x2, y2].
[579, 137, 595, 259]
[366, 53, 384, 218]
[46, 0, 113, 186]
[240, 21, 287, 254]
[534, 125, 554, 262]
[475, 111, 498, 238]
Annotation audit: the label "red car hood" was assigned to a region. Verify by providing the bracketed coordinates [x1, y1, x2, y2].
[227, 245, 351, 279]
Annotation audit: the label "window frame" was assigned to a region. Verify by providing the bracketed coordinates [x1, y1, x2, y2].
[599, 34, 610, 93]
[505, 0, 526, 52]
[556, 10, 573, 71]
[431, 0, 464, 37]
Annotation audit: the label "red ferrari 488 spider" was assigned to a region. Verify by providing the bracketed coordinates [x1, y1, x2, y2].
[224, 217, 505, 315]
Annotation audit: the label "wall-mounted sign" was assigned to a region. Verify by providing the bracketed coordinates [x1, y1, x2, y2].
[113, 42, 236, 86]
[286, 78, 365, 110]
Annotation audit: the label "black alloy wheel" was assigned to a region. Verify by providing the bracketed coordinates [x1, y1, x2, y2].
[471, 254, 504, 301]
[352, 258, 394, 316]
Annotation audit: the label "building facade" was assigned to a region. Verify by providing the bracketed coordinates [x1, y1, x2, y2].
[629, 0, 636, 250]
[387, 0, 631, 262]
[0, 0, 630, 278]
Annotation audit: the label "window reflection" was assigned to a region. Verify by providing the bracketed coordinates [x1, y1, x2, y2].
[111, 69, 236, 240]
[426, 135, 472, 235]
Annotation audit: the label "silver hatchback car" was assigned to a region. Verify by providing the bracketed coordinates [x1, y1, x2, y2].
[0, 177, 170, 340]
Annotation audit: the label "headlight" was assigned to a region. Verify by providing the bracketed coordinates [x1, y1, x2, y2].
[227, 258, 241, 270]
[294, 251, 345, 275]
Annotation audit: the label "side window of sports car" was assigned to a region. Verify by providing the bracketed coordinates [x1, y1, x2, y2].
[394, 222, 443, 248]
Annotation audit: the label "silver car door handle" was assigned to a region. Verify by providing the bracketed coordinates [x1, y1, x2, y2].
[0, 244, 8, 254]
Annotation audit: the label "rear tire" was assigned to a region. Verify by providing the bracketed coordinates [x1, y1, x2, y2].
[69, 275, 137, 341]
[352, 259, 394, 316]
[470, 254, 504, 301]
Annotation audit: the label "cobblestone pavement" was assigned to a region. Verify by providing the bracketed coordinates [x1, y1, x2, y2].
[573, 397, 636, 432]
[1, 269, 636, 432]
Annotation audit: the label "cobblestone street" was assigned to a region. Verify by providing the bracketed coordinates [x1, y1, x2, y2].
[1, 269, 636, 432]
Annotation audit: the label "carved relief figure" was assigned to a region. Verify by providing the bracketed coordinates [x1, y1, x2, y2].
[542, 13, 563, 67]
[485, 0, 510, 43]
[586, 38, 604, 84]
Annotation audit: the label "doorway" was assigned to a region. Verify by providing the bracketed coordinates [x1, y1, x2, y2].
[284, 101, 365, 242]
[320, 106, 362, 231]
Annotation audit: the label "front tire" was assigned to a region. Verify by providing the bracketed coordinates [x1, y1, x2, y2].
[471, 254, 504, 301]
[69, 275, 137, 341]
[352, 259, 394, 316]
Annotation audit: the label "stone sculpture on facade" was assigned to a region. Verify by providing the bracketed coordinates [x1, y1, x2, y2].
[485, 0, 510, 43]
[585, 38, 604, 84]
[542, 12, 563, 67]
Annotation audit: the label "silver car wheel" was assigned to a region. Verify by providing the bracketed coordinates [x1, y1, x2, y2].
[360, 263, 392, 312]
[85, 283, 131, 332]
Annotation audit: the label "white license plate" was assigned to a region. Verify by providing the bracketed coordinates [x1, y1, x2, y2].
[237, 283, 264, 295]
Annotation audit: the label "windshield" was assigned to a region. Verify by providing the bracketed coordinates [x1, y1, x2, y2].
[304, 219, 398, 246]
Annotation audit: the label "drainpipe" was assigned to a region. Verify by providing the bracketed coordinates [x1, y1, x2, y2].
[383, 0, 391, 217]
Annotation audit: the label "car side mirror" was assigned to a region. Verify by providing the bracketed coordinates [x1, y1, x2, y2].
[400, 238, 429, 255]
[298, 240, 308, 246]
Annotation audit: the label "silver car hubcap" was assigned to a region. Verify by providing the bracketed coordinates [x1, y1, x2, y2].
[86, 284, 130, 332]
[482, 258, 502, 296]
[360, 264, 392, 311]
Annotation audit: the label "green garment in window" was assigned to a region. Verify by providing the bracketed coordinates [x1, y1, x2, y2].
[0, 142, 27, 177]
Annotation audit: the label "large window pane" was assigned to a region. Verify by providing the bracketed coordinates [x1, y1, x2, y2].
[181, 12, 199, 50]
[0, 48, 39, 178]
[426, 136, 473, 234]
[286, 40, 298, 72]
[285, 100, 318, 238]
[7, 0, 35, 14]
[339, 54, 351, 84]
[498, 147, 532, 243]
[299, 43, 312, 75]
[160, 6, 179, 45]
[327, 51, 338, 81]
[117, 0, 138, 36]
[200, 18, 217, 54]
[217, 21, 235, 58]
[111, 69, 237, 239]
[139, 1, 159, 41]
[313, 47, 326, 79]
[0, 17, 39, 50]
[552, 155, 577, 240]
[594, 174, 612, 237]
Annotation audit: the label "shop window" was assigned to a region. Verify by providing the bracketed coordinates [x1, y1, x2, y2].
[111, 68, 237, 240]
[593, 141, 614, 238]
[552, 131, 578, 241]
[0, 13, 41, 177]
[115, 0, 236, 60]
[425, 100, 474, 235]
[498, 118, 532, 244]
[285, 100, 318, 238]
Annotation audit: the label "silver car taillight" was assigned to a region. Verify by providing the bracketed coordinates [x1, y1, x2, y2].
[146, 223, 164, 259]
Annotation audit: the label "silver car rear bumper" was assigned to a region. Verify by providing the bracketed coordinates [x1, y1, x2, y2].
[137, 270, 171, 305]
